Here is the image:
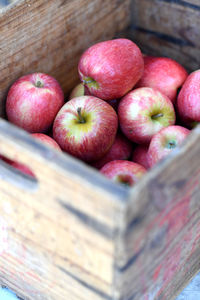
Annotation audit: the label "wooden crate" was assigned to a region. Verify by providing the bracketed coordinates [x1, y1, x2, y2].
[0, 0, 200, 299]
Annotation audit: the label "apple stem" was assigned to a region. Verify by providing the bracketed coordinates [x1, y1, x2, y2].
[35, 80, 43, 88]
[83, 79, 93, 84]
[168, 141, 176, 149]
[82, 77, 99, 90]
[151, 113, 164, 120]
[77, 107, 85, 123]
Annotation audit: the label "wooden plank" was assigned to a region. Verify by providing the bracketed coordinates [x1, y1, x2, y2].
[132, 0, 200, 48]
[0, 119, 128, 230]
[0, 118, 127, 299]
[130, 0, 200, 71]
[0, 0, 131, 117]
[158, 248, 200, 300]
[0, 193, 114, 299]
[162, 0, 200, 7]
[187, 0, 200, 5]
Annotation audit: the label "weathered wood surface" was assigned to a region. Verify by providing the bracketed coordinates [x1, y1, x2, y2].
[130, 0, 200, 71]
[0, 0, 131, 117]
[2, 122, 200, 300]
[113, 126, 200, 299]
[0, 118, 129, 300]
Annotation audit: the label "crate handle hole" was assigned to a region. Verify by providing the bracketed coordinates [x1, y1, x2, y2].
[0, 155, 38, 191]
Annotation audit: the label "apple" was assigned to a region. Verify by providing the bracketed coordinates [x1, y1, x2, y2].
[136, 56, 188, 103]
[100, 160, 146, 187]
[69, 82, 119, 111]
[78, 38, 144, 100]
[132, 145, 150, 169]
[6, 72, 64, 133]
[148, 125, 190, 167]
[177, 70, 200, 127]
[31, 133, 61, 151]
[118, 87, 176, 144]
[53, 95, 118, 162]
[69, 83, 85, 99]
[91, 132, 133, 169]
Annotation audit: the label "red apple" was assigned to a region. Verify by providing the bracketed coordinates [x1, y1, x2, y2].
[53, 96, 118, 162]
[177, 70, 200, 127]
[31, 133, 61, 151]
[132, 145, 150, 169]
[6, 73, 64, 133]
[148, 125, 190, 167]
[100, 160, 146, 187]
[78, 38, 144, 100]
[136, 56, 188, 103]
[91, 132, 132, 169]
[118, 87, 176, 144]
[69, 83, 85, 99]
[69, 82, 119, 111]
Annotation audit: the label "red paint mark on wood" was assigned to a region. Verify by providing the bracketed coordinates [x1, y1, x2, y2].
[163, 245, 182, 283]
[26, 271, 41, 281]
[153, 264, 162, 282]
[159, 196, 190, 245]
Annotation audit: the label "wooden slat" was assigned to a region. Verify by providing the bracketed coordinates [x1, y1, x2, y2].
[0, 0, 131, 117]
[130, 0, 200, 71]
[0, 118, 128, 230]
[132, 0, 200, 47]
[158, 248, 200, 300]
[186, 0, 200, 5]
[0, 118, 127, 299]
[0, 192, 114, 299]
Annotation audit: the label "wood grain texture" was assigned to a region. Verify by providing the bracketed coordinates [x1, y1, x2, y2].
[1, 121, 200, 300]
[0, 121, 125, 299]
[130, 0, 200, 71]
[113, 126, 200, 299]
[0, 0, 131, 117]
[186, 0, 200, 5]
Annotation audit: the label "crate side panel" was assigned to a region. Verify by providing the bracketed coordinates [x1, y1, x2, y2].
[0, 119, 127, 229]
[0, 0, 131, 117]
[0, 118, 129, 298]
[114, 127, 200, 299]
[130, 0, 200, 71]
[0, 186, 115, 300]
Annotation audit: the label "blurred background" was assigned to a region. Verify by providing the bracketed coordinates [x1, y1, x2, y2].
[0, 0, 16, 8]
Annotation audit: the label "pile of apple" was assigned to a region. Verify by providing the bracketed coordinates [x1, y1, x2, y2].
[5, 38, 200, 187]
